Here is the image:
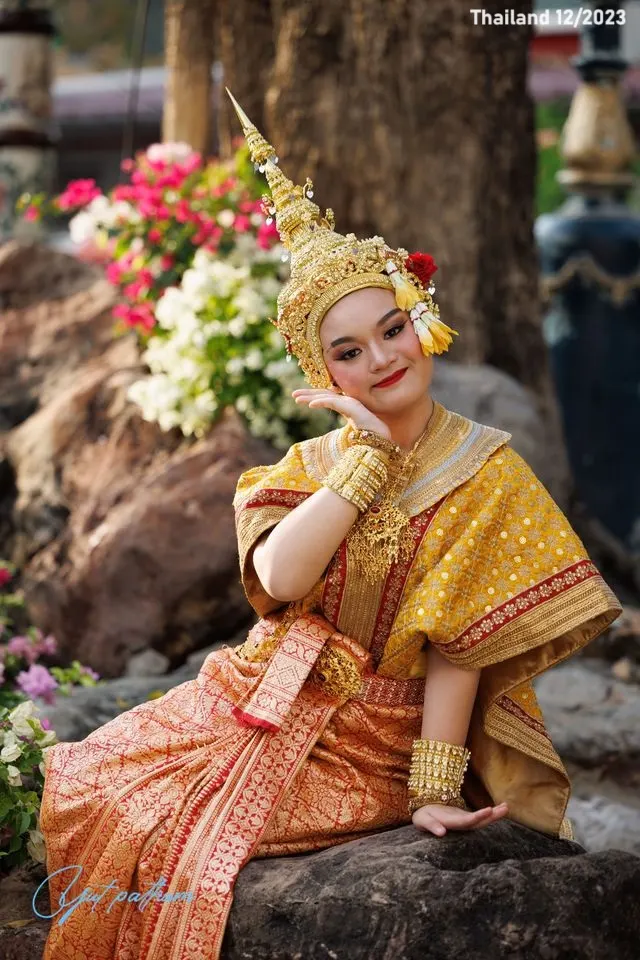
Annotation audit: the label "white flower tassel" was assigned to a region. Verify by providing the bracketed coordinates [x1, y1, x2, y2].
[384, 260, 458, 357]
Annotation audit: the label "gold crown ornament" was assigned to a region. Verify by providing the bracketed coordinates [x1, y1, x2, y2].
[226, 89, 458, 388]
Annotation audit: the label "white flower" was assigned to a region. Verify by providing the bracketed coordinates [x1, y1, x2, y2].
[8, 701, 35, 724]
[69, 210, 97, 246]
[227, 316, 247, 337]
[146, 142, 195, 164]
[155, 287, 193, 330]
[235, 396, 251, 413]
[6, 765, 22, 787]
[206, 261, 249, 299]
[217, 209, 236, 229]
[27, 828, 47, 864]
[38, 731, 58, 748]
[193, 248, 214, 272]
[157, 409, 183, 432]
[181, 268, 219, 310]
[232, 288, 267, 322]
[226, 357, 245, 376]
[204, 319, 226, 336]
[264, 359, 290, 380]
[268, 328, 285, 350]
[245, 349, 263, 370]
[1, 734, 22, 762]
[259, 276, 282, 301]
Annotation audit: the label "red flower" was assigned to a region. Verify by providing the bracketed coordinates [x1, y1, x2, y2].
[405, 252, 438, 287]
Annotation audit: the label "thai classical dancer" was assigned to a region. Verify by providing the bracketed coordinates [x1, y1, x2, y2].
[38, 91, 621, 960]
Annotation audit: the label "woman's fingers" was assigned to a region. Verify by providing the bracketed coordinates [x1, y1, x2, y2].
[438, 803, 509, 832]
[413, 802, 509, 835]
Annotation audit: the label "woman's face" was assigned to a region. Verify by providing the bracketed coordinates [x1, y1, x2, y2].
[320, 287, 433, 410]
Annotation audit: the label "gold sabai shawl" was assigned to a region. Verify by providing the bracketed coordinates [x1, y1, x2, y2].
[233, 401, 621, 837]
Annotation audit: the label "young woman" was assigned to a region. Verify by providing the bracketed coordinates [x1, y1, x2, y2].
[38, 96, 621, 960]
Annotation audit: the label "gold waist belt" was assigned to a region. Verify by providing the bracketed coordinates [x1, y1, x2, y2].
[235, 617, 424, 708]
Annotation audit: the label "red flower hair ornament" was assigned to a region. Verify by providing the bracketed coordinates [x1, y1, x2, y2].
[383, 250, 458, 357]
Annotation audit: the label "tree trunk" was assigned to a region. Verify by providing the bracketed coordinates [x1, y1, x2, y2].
[163, 0, 216, 155]
[215, 0, 275, 159]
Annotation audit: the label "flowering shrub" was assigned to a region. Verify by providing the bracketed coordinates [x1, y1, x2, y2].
[0, 700, 55, 872]
[0, 560, 100, 712]
[19, 140, 337, 447]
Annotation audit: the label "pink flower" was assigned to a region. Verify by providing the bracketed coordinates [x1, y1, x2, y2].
[257, 221, 280, 250]
[37, 634, 57, 656]
[160, 253, 175, 271]
[106, 261, 127, 286]
[148, 227, 162, 244]
[56, 178, 102, 211]
[0, 566, 12, 587]
[81, 665, 100, 682]
[24, 205, 40, 222]
[7, 635, 38, 665]
[114, 302, 155, 332]
[16, 664, 59, 704]
[40, 716, 52, 730]
[233, 215, 250, 233]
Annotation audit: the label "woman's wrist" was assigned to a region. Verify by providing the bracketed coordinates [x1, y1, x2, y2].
[347, 427, 402, 461]
[323, 444, 390, 513]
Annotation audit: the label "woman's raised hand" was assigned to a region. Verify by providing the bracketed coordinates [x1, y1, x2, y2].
[412, 801, 509, 837]
[292, 386, 392, 438]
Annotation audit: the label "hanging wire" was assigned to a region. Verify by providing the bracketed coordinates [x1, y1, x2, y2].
[120, 0, 151, 170]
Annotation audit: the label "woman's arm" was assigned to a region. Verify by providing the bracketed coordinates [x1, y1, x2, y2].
[253, 486, 359, 602]
[252, 386, 397, 603]
[420, 643, 480, 741]
[412, 644, 509, 836]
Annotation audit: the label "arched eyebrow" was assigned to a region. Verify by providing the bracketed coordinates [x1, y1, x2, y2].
[329, 308, 402, 348]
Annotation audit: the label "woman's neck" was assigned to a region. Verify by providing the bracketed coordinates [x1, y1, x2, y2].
[381, 394, 435, 453]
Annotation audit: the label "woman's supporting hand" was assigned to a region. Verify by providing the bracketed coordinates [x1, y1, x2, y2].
[411, 802, 509, 837]
[292, 386, 392, 438]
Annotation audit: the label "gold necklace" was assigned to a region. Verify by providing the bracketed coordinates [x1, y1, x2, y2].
[345, 405, 435, 584]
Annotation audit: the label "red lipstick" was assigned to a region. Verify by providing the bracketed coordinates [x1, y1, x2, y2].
[373, 367, 408, 388]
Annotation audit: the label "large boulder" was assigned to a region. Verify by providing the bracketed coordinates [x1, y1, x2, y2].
[1, 821, 639, 959]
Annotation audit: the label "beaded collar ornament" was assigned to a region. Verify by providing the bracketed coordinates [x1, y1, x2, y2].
[227, 89, 458, 389]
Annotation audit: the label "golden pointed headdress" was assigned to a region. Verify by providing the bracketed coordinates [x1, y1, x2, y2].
[226, 89, 457, 388]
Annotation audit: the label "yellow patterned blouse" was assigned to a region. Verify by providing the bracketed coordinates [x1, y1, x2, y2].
[233, 401, 621, 836]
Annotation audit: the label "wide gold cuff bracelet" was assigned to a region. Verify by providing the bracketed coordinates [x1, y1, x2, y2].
[407, 738, 470, 813]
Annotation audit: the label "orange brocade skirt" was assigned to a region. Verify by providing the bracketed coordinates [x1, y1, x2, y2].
[39, 614, 424, 960]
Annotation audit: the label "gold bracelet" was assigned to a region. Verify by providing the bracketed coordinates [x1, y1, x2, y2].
[323, 445, 390, 513]
[408, 795, 467, 814]
[407, 738, 470, 812]
[348, 428, 403, 461]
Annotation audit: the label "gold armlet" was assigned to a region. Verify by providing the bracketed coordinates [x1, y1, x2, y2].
[323, 444, 390, 513]
[407, 738, 470, 814]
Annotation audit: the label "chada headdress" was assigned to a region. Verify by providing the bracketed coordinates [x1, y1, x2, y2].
[226, 89, 458, 388]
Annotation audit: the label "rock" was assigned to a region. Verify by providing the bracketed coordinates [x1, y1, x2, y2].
[432, 359, 568, 505]
[582, 606, 640, 664]
[124, 648, 171, 677]
[9, 384, 278, 677]
[568, 795, 640, 856]
[3, 821, 640, 959]
[535, 662, 640, 777]
[225, 821, 640, 958]
[0, 241, 118, 432]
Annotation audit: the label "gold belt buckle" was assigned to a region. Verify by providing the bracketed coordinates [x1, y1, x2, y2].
[310, 643, 363, 699]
